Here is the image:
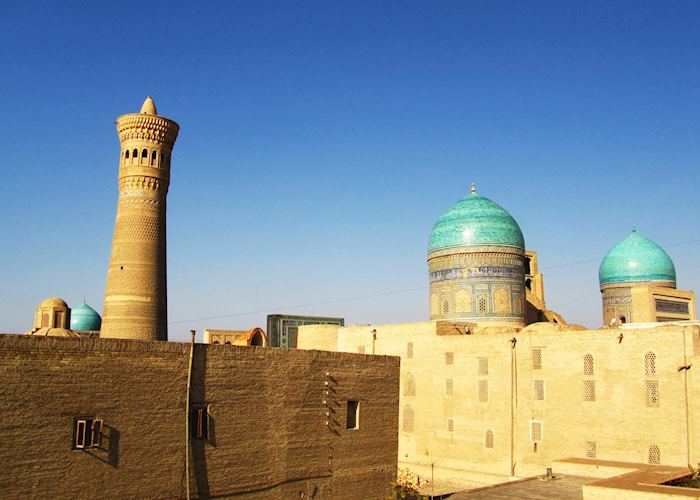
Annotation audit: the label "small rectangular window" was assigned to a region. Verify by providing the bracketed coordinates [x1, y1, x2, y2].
[346, 401, 359, 429]
[530, 420, 543, 442]
[445, 352, 454, 365]
[478, 379, 488, 403]
[445, 378, 453, 395]
[583, 380, 596, 402]
[478, 357, 489, 376]
[533, 380, 545, 400]
[586, 441, 597, 458]
[645, 380, 659, 407]
[406, 342, 413, 359]
[532, 349, 542, 370]
[73, 417, 102, 449]
[192, 405, 210, 440]
[447, 418, 454, 432]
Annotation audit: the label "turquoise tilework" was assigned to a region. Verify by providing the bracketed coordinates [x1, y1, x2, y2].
[428, 193, 525, 252]
[598, 232, 676, 286]
[69, 302, 102, 331]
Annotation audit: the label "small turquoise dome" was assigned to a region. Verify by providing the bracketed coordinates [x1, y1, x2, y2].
[599, 232, 676, 286]
[428, 191, 525, 253]
[70, 302, 102, 331]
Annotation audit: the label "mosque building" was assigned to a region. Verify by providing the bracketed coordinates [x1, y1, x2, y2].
[25, 297, 101, 337]
[298, 186, 700, 493]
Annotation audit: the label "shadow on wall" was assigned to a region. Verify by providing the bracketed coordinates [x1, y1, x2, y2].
[191, 345, 212, 499]
[84, 425, 120, 469]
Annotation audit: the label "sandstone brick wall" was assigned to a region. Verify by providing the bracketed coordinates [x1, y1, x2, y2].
[0, 335, 399, 499]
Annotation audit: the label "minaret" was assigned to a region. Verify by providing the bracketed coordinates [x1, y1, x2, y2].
[101, 97, 180, 341]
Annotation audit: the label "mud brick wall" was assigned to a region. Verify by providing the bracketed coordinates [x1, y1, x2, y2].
[0, 335, 399, 499]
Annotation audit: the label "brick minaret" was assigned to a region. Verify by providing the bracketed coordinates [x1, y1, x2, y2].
[101, 97, 180, 341]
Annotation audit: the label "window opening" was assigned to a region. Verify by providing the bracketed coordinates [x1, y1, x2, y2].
[445, 378, 453, 395]
[645, 380, 659, 407]
[648, 444, 660, 464]
[478, 296, 487, 313]
[645, 351, 656, 376]
[485, 429, 494, 449]
[447, 419, 454, 432]
[445, 352, 454, 365]
[583, 380, 596, 401]
[583, 353, 594, 376]
[346, 401, 359, 429]
[478, 379, 488, 403]
[403, 405, 414, 433]
[406, 342, 413, 359]
[478, 357, 488, 376]
[191, 405, 209, 440]
[533, 380, 545, 400]
[404, 373, 416, 397]
[586, 441, 597, 458]
[532, 348, 542, 369]
[73, 417, 103, 449]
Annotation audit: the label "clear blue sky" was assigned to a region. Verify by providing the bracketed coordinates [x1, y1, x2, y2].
[2, 1, 699, 341]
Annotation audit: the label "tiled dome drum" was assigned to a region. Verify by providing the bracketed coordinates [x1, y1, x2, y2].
[428, 188, 526, 327]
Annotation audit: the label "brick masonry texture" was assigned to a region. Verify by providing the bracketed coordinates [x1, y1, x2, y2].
[0, 335, 399, 499]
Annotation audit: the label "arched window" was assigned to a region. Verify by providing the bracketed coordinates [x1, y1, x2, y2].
[125, 150, 130, 159]
[142, 148, 148, 158]
[485, 429, 494, 449]
[403, 373, 416, 397]
[132, 148, 138, 159]
[645, 351, 656, 376]
[403, 406, 414, 433]
[224, 341, 231, 345]
[151, 150, 157, 166]
[478, 296, 488, 313]
[583, 354, 594, 376]
[648, 444, 660, 464]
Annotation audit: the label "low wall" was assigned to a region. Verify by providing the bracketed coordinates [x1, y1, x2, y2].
[0, 335, 399, 499]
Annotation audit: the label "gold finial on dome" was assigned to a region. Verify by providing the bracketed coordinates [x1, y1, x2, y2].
[140, 96, 157, 115]
[471, 183, 477, 194]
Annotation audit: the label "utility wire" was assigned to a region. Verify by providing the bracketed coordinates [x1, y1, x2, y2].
[168, 286, 427, 325]
[169, 239, 700, 325]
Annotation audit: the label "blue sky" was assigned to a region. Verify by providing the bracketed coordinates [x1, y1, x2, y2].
[1, 1, 699, 341]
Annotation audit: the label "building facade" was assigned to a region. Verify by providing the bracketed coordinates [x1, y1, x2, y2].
[267, 314, 345, 348]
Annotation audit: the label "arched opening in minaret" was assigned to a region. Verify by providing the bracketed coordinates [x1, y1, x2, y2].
[132, 149, 138, 164]
[151, 150, 157, 166]
[125, 150, 130, 159]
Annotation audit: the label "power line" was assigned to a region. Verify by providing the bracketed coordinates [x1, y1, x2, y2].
[168, 286, 427, 325]
[169, 238, 700, 326]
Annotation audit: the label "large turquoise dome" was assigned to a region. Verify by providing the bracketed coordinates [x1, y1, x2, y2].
[599, 232, 676, 286]
[70, 302, 102, 331]
[428, 192, 525, 253]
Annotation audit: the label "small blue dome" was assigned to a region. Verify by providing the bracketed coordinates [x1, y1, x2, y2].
[599, 232, 676, 286]
[428, 192, 524, 253]
[70, 302, 102, 331]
